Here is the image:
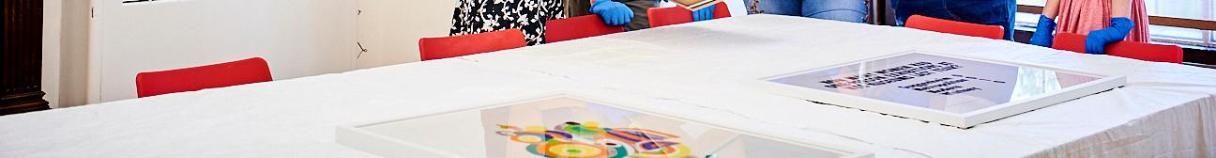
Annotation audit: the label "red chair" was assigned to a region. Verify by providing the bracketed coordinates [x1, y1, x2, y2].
[418, 29, 526, 61]
[136, 57, 272, 98]
[545, 15, 626, 43]
[1052, 33, 1184, 63]
[1052, 33, 1088, 53]
[646, 2, 731, 28]
[1108, 42, 1185, 63]
[905, 15, 1005, 39]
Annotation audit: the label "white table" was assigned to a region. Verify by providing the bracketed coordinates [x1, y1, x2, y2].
[463, 15, 1216, 157]
[2, 14, 1214, 158]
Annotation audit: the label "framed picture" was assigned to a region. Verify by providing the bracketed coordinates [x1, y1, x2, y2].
[755, 51, 1125, 128]
[337, 94, 872, 158]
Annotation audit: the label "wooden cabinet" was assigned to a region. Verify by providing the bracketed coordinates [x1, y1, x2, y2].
[2, 0, 50, 115]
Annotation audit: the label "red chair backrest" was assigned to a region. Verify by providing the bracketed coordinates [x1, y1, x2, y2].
[418, 29, 526, 61]
[646, 2, 731, 28]
[1052, 33, 1184, 63]
[905, 15, 1005, 39]
[1052, 33, 1088, 53]
[1108, 42, 1185, 63]
[136, 57, 272, 98]
[545, 15, 626, 43]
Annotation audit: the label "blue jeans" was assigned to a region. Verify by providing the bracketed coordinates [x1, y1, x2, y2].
[802, 0, 867, 23]
[745, 0, 868, 23]
[891, 0, 1015, 39]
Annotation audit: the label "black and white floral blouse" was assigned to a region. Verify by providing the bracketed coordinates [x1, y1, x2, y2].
[450, 0, 567, 45]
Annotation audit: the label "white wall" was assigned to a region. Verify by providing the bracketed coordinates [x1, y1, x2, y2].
[42, 0, 92, 108]
[354, 0, 456, 68]
[89, 0, 358, 102]
[43, 0, 63, 107]
[58, 0, 92, 107]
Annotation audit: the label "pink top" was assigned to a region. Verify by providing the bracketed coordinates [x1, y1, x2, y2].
[1055, 0, 1151, 42]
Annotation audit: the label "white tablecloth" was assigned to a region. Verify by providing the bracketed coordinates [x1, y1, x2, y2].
[2, 14, 1214, 158]
[463, 14, 1216, 157]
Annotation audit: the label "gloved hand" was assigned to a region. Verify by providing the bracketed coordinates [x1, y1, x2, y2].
[591, 0, 633, 26]
[692, 4, 716, 22]
[1084, 17, 1134, 54]
[1028, 15, 1057, 47]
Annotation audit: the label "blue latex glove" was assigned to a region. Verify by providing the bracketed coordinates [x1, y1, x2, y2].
[1028, 15, 1057, 47]
[591, 0, 633, 26]
[692, 4, 716, 22]
[1084, 17, 1134, 54]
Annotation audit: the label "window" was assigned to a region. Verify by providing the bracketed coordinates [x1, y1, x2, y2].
[1015, 0, 1216, 48]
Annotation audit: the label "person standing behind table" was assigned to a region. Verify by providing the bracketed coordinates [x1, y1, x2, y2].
[587, 0, 722, 30]
[1027, 0, 1150, 54]
[743, 0, 869, 23]
[449, 0, 568, 45]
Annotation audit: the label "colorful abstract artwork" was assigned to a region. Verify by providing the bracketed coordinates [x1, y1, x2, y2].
[494, 121, 692, 158]
[343, 96, 866, 157]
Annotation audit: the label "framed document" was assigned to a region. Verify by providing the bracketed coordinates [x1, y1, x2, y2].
[337, 95, 872, 158]
[756, 52, 1125, 128]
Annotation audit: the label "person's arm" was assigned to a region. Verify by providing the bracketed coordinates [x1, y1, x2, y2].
[1084, 0, 1134, 54]
[1111, 0, 1131, 17]
[1042, 0, 1061, 18]
[1029, 0, 1061, 47]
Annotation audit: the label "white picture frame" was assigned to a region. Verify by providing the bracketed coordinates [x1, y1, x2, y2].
[753, 51, 1126, 128]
